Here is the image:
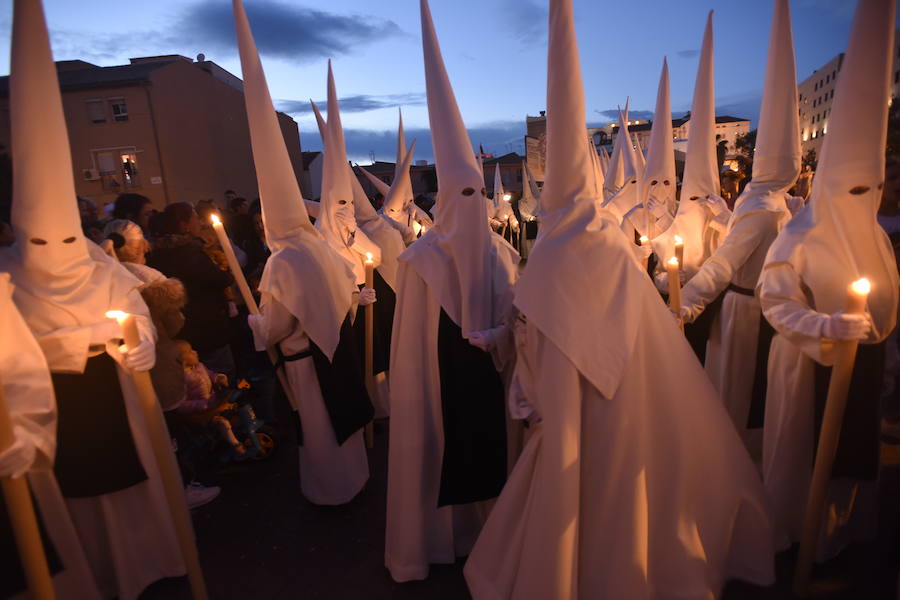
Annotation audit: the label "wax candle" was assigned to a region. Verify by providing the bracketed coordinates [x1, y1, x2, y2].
[666, 257, 682, 322]
[674, 235, 684, 271]
[210, 215, 258, 315]
[363, 253, 375, 448]
[639, 236, 650, 271]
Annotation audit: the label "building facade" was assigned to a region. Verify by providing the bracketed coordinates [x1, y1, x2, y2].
[0, 55, 304, 211]
[799, 29, 900, 160]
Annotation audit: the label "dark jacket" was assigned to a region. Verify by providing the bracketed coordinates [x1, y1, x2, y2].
[148, 234, 234, 352]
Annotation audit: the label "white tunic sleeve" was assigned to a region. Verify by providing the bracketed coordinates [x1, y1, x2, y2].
[758, 260, 839, 366]
[681, 211, 776, 322]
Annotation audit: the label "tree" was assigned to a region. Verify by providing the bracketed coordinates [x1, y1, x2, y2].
[735, 129, 757, 158]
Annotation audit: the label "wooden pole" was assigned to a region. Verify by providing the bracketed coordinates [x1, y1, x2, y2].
[0, 380, 55, 600]
[793, 278, 872, 596]
[210, 215, 298, 412]
[363, 255, 375, 449]
[106, 311, 208, 600]
[667, 257, 683, 332]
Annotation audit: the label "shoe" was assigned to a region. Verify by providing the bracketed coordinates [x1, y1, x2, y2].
[185, 482, 220, 509]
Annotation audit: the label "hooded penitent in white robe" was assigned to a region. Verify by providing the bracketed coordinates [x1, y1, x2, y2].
[601, 105, 642, 228]
[652, 11, 728, 278]
[679, 0, 800, 456]
[0, 274, 102, 600]
[759, 0, 898, 559]
[385, 0, 519, 582]
[464, 1, 775, 597]
[0, 3, 184, 598]
[602, 101, 629, 201]
[232, 0, 371, 506]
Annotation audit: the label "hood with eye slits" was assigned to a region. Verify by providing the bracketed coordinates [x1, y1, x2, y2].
[766, 0, 898, 342]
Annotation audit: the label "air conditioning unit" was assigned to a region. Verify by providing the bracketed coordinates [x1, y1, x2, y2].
[82, 168, 100, 181]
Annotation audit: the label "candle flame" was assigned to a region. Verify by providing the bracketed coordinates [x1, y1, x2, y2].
[105, 310, 128, 322]
[639, 235, 649, 245]
[667, 257, 679, 267]
[674, 235, 684, 245]
[210, 214, 222, 226]
[365, 252, 374, 264]
[851, 278, 872, 296]
[412, 221, 422, 235]
[503, 193, 512, 202]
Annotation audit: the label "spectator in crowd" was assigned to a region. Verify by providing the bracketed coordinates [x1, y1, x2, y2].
[0, 220, 12, 246]
[77, 196, 104, 243]
[113, 192, 154, 231]
[148, 202, 237, 379]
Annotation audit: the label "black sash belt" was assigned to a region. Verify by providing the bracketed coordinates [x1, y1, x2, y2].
[727, 282, 756, 297]
[52, 352, 147, 498]
[813, 341, 885, 480]
[436, 309, 507, 507]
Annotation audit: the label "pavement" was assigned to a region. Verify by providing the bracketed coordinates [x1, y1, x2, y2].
[141, 404, 900, 600]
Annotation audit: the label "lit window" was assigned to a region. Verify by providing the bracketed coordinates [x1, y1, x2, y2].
[109, 98, 128, 122]
[86, 100, 105, 124]
[121, 152, 140, 188]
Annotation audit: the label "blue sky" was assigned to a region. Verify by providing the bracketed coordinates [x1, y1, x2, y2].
[0, 0, 886, 162]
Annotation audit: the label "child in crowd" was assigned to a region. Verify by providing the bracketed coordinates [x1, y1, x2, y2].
[175, 340, 247, 457]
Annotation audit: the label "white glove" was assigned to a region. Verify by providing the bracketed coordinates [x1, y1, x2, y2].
[358, 287, 377, 306]
[633, 243, 652, 262]
[822, 311, 873, 341]
[655, 269, 686, 292]
[646, 197, 667, 219]
[786, 195, 805, 215]
[466, 328, 499, 352]
[121, 339, 156, 371]
[702, 194, 729, 216]
[0, 428, 36, 479]
[89, 320, 122, 344]
[677, 305, 693, 324]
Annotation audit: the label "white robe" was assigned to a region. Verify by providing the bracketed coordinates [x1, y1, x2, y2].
[250, 296, 368, 506]
[385, 238, 518, 583]
[681, 210, 785, 456]
[465, 273, 775, 599]
[0, 274, 101, 600]
[7, 280, 185, 600]
[758, 261, 878, 560]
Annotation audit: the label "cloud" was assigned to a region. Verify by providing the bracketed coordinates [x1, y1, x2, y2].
[302, 121, 527, 163]
[593, 109, 655, 122]
[502, 0, 548, 44]
[278, 93, 425, 116]
[676, 49, 700, 59]
[44, 0, 404, 66]
[179, 0, 404, 62]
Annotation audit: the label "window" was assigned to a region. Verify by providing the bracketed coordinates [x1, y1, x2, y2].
[830, 89, 835, 99]
[814, 82, 819, 91]
[895, 71, 900, 84]
[826, 74, 830, 83]
[86, 100, 106, 124]
[832, 70, 837, 79]
[109, 98, 128, 122]
[93, 147, 140, 191]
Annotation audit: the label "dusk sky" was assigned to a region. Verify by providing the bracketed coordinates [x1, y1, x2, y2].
[0, 0, 888, 162]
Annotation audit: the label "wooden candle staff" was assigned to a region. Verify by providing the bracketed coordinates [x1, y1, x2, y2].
[0, 380, 55, 600]
[667, 257, 683, 332]
[363, 253, 375, 449]
[105, 311, 208, 600]
[793, 278, 871, 596]
[210, 215, 298, 413]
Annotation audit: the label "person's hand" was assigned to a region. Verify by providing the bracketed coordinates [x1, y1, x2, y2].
[647, 197, 668, 218]
[677, 305, 692, 324]
[89, 320, 122, 344]
[214, 373, 228, 388]
[121, 339, 156, 371]
[786, 195, 805, 215]
[466, 329, 497, 352]
[702, 194, 729, 216]
[823, 311, 873, 341]
[336, 210, 357, 234]
[358, 287, 377, 306]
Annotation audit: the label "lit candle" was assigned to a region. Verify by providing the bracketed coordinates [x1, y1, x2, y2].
[363, 252, 375, 449]
[674, 235, 684, 271]
[666, 257, 682, 330]
[794, 276, 872, 595]
[104, 310, 209, 599]
[639, 235, 650, 271]
[210, 215, 258, 315]
[412, 220, 422, 236]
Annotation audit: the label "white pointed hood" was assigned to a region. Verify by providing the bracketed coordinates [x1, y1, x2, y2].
[767, 0, 898, 341]
[515, 0, 643, 398]
[730, 0, 799, 226]
[316, 60, 380, 285]
[396, 107, 406, 167]
[641, 58, 676, 215]
[602, 102, 628, 198]
[358, 166, 392, 197]
[493, 162, 505, 203]
[589, 138, 606, 200]
[401, 0, 498, 334]
[519, 160, 541, 221]
[233, 0, 354, 360]
[1, 0, 144, 335]
[634, 135, 647, 172]
[599, 146, 611, 177]
[380, 138, 418, 223]
[651, 10, 719, 273]
[602, 105, 642, 223]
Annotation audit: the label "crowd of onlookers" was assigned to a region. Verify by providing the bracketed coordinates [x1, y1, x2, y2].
[57, 190, 279, 508]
